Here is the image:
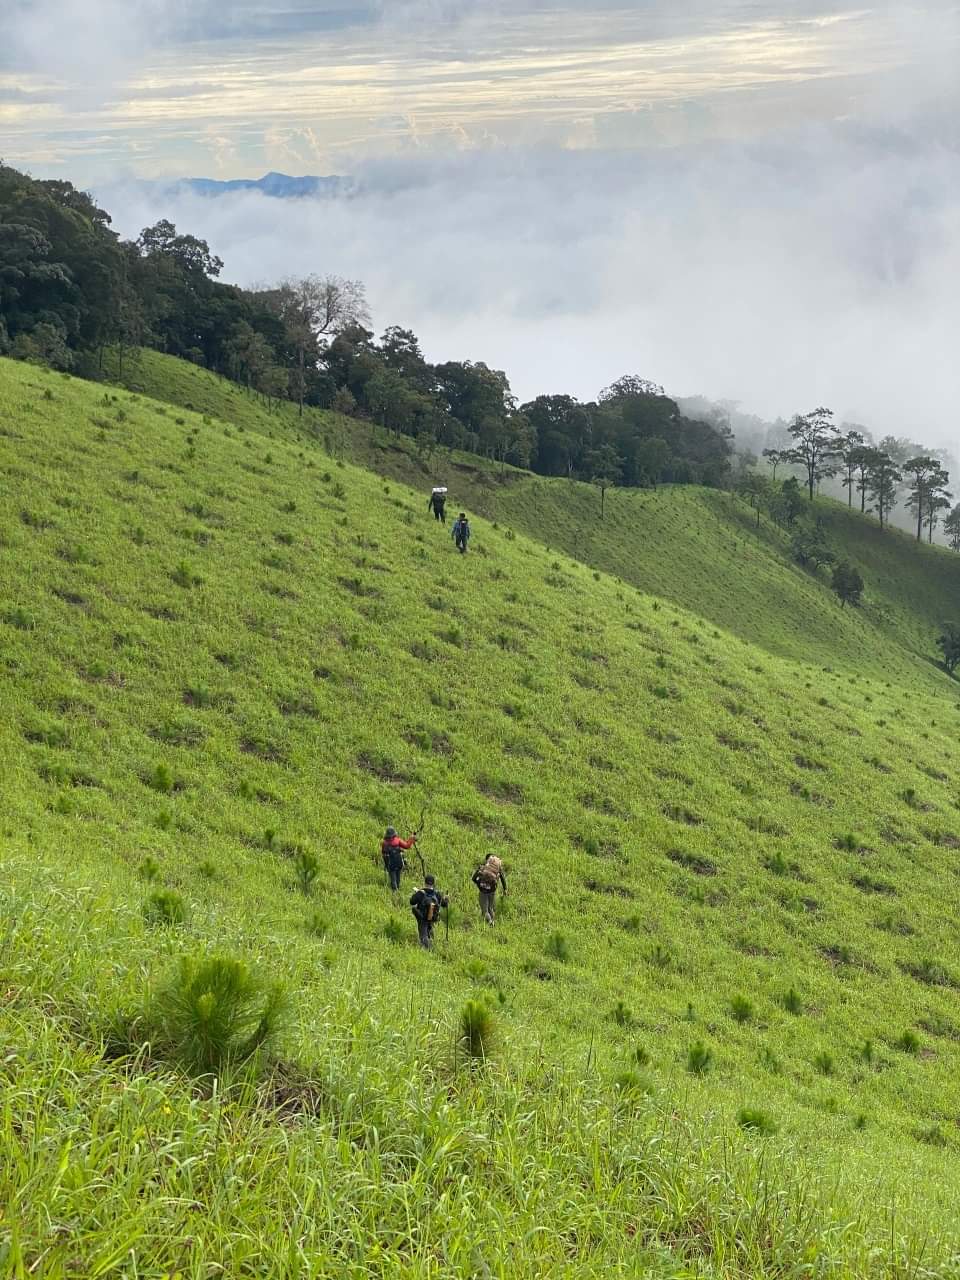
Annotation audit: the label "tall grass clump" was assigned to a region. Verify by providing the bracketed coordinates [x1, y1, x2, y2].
[730, 994, 754, 1023]
[460, 999, 495, 1058]
[737, 1106, 777, 1135]
[686, 1041, 713, 1075]
[383, 917, 406, 945]
[143, 888, 186, 926]
[545, 930, 571, 962]
[896, 1030, 921, 1055]
[150, 953, 289, 1075]
[139, 855, 161, 882]
[305, 909, 331, 937]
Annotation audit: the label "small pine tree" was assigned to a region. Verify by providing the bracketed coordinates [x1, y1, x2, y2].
[144, 889, 186, 926]
[460, 1000, 495, 1058]
[686, 1041, 712, 1075]
[293, 847, 320, 896]
[151, 954, 288, 1075]
[730, 995, 754, 1023]
[545, 931, 570, 962]
[783, 987, 803, 1015]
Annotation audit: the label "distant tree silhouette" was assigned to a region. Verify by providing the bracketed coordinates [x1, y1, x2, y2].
[937, 624, 960, 675]
[831, 561, 864, 608]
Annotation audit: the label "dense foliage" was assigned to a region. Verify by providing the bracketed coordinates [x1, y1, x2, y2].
[0, 162, 733, 490]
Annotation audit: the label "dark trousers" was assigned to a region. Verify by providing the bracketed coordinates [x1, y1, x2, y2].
[433, 506, 445, 523]
[417, 918, 434, 949]
[455, 537, 467, 554]
[388, 865, 402, 891]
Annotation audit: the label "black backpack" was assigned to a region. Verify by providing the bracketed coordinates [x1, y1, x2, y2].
[413, 888, 440, 922]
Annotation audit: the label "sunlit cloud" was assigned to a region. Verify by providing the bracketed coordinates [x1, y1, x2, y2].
[2, 3, 954, 175]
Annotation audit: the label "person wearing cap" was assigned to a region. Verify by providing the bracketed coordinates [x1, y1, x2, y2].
[451, 512, 471, 554]
[409, 874, 448, 949]
[428, 487, 447, 523]
[381, 825, 417, 892]
[472, 854, 507, 924]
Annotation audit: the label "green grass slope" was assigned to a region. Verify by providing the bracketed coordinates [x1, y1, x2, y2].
[111, 348, 960, 680]
[4, 354, 960, 1275]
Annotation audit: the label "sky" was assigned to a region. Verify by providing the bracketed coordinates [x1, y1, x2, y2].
[2, 1, 959, 441]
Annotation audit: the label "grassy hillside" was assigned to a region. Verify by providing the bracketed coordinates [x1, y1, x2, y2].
[4, 353, 960, 1275]
[110, 347, 960, 679]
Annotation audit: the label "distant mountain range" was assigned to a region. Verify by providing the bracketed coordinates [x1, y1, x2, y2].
[175, 172, 352, 199]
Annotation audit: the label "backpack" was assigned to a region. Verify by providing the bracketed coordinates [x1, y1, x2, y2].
[475, 865, 498, 893]
[414, 888, 440, 922]
[382, 838, 405, 869]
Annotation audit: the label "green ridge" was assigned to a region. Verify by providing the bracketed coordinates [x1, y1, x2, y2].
[3, 352, 960, 1276]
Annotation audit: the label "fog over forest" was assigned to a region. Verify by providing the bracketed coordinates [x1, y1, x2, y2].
[98, 128, 960, 448]
[3, 0, 959, 444]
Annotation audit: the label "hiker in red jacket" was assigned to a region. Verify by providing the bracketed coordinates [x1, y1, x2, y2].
[381, 826, 417, 892]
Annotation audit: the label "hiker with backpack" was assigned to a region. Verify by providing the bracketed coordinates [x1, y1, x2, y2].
[451, 512, 470, 554]
[409, 874, 448, 949]
[381, 826, 417, 892]
[472, 854, 507, 925]
[428, 487, 448, 523]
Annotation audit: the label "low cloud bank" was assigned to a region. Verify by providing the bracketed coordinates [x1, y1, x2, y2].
[99, 129, 960, 445]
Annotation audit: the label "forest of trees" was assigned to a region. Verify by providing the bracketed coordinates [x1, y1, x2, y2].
[0, 161, 733, 493]
[1, 158, 957, 541]
[0, 162, 735, 494]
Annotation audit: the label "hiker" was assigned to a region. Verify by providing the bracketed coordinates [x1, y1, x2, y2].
[451, 512, 470, 554]
[410, 874, 448, 949]
[428, 486, 448, 523]
[472, 854, 507, 924]
[381, 826, 417, 892]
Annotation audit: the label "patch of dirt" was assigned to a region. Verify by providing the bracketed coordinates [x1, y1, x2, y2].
[259, 1063, 328, 1121]
[478, 775, 524, 804]
[794, 755, 828, 772]
[278, 694, 320, 719]
[336, 575, 381, 599]
[851, 874, 896, 896]
[356, 753, 412, 785]
[240, 736, 289, 765]
[584, 878, 635, 899]
[789, 783, 832, 806]
[717, 733, 755, 752]
[52, 587, 88, 608]
[918, 765, 950, 783]
[666, 848, 718, 877]
[579, 792, 621, 817]
[654, 767, 693, 787]
[451, 809, 483, 829]
[662, 805, 704, 827]
[647, 727, 681, 745]
[745, 817, 788, 837]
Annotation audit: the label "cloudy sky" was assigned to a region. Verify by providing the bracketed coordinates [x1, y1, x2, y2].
[2, 1, 959, 438]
